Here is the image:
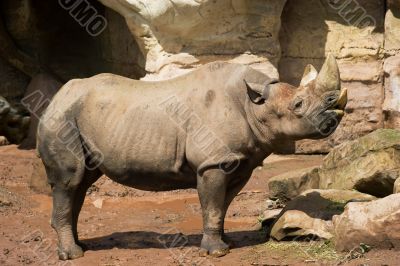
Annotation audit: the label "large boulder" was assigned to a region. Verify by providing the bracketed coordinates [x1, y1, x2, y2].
[268, 166, 319, 202]
[333, 193, 400, 251]
[269, 189, 375, 241]
[319, 129, 400, 197]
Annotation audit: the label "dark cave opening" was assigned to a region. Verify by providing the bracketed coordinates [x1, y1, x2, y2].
[0, 0, 145, 99]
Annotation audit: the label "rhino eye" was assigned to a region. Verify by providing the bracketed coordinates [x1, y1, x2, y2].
[294, 99, 303, 109]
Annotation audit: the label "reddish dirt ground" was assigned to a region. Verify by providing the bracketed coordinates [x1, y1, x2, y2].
[0, 145, 399, 265]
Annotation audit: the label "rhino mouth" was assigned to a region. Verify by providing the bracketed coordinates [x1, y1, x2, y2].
[327, 87, 348, 117]
[312, 88, 347, 137]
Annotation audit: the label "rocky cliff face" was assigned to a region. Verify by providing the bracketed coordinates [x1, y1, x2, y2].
[98, 0, 285, 80]
[0, 0, 399, 152]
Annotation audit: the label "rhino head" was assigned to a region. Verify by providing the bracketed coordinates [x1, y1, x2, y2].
[245, 54, 347, 141]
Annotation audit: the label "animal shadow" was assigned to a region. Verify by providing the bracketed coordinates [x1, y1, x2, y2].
[82, 229, 267, 251]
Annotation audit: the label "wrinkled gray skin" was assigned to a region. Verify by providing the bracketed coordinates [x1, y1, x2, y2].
[37, 55, 347, 260]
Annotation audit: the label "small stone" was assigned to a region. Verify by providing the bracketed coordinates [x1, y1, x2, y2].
[92, 198, 103, 209]
[266, 199, 285, 210]
[0, 136, 9, 146]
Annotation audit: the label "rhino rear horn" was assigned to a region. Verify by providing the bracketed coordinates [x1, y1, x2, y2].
[316, 53, 340, 93]
[300, 64, 318, 87]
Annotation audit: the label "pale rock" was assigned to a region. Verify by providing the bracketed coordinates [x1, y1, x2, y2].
[333, 193, 400, 251]
[300, 189, 376, 203]
[270, 189, 376, 241]
[385, 1, 400, 55]
[98, 0, 285, 80]
[270, 210, 333, 241]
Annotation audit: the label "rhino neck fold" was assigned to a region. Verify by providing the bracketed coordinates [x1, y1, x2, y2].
[244, 99, 276, 153]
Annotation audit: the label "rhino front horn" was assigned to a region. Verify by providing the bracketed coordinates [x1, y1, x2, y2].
[316, 53, 340, 93]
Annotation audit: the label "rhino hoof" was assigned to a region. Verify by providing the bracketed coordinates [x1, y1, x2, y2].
[58, 244, 84, 260]
[200, 235, 230, 257]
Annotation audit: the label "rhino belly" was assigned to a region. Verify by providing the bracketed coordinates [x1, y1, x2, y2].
[98, 138, 197, 191]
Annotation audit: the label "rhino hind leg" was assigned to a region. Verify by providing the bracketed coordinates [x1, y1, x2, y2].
[39, 131, 90, 260]
[197, 169, 230, 257]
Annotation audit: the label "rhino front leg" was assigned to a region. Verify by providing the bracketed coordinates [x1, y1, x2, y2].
[197, 169, 230, 257]
[221, 175, 252, 247]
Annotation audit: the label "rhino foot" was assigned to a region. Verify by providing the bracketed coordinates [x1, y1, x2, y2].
[58, 243, 84, 260]
[199, 235, 230, 257]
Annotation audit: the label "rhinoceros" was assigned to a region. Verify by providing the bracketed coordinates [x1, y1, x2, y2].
[37, 54, 347, 260]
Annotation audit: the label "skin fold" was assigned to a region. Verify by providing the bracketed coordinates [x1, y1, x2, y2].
[37, 55, 347, 260]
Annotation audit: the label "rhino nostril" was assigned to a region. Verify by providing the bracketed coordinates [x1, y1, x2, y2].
[325, 96, 338, 108]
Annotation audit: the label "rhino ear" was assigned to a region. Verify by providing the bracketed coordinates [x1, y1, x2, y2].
[244, 80, 265, 104]
[300, 64, 318, 87]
